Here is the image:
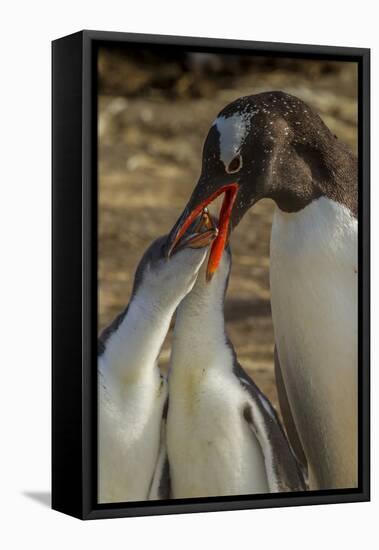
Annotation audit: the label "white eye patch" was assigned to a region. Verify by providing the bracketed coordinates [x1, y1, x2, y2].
[214, 114, 250, 169]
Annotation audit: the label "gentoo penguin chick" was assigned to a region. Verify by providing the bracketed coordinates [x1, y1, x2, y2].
[167, 234, 306, 498]
[98, 220, 216, 503]
[166, 91, 358, 490]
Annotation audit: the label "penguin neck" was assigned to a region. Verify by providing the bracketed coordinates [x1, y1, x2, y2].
[272, 138, 357, 217]
[100, 285, 175, 383]
[171, 271, 231, 372]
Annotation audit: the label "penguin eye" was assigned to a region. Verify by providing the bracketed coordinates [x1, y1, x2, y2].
[226, 154, 242, 174]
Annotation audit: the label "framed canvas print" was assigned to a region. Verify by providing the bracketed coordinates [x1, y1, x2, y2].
[52, 30, 370, 520]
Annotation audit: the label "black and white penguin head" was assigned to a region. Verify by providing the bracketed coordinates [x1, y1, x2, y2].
[199, 90, 339, 220]
[132, 223, 215, 308]
[166, 91, 356, 280]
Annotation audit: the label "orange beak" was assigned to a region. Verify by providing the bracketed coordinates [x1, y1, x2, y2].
[167, 183, 238, 281]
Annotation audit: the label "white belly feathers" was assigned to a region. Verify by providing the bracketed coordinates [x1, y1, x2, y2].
[270, 197, 358, 489]
[167, 357, 269, 498]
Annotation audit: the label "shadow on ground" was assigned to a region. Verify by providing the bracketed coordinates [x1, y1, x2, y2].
[23, 491, 51, 508]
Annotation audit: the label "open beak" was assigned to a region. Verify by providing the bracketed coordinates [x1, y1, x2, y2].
[170, 209, 218, 255]
[166, 183, 239, 281]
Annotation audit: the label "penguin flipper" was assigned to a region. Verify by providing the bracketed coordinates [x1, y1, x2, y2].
[274, 346, 308, 472]
[148, 399, 171, 500]
[234, 361, 307, 492]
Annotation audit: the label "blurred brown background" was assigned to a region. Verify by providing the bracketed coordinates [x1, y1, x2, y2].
[98, 45, 357, 409]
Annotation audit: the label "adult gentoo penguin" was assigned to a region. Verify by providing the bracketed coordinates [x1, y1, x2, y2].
[98, 220, 216, 503]
[167, 216, 306, 498]
[165, 91, 358, 490]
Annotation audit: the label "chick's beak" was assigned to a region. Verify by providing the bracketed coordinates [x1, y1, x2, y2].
[170, 209, 218, 255]
[166, 182, 239, 281]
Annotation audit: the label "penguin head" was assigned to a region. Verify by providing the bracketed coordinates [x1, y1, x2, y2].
[166, 91, 339, 280]
[131, 214, 217, 309]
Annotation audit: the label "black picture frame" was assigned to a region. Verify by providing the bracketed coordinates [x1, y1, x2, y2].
[52, 30, 370, 520]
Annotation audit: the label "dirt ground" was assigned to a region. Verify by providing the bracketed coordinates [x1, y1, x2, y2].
[98, 48, 357, 410]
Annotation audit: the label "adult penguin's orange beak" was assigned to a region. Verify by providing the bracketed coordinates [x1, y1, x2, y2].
[169, 209, 218, 255]
[166, 183, 239, 281]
